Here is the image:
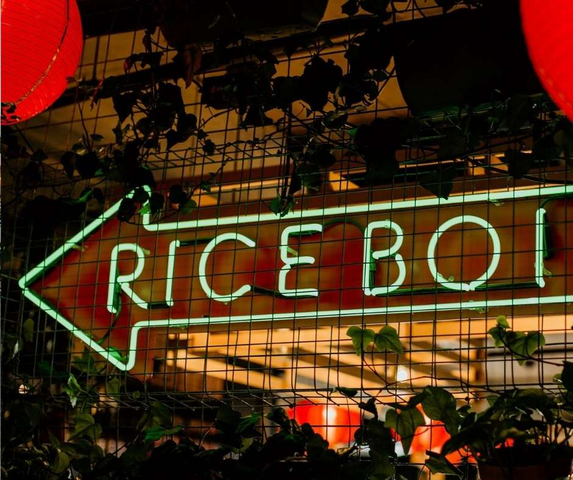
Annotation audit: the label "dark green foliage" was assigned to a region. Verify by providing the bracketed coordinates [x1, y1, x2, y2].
[299, 57, 343, 112]
[420, 387, 460, 435]
[346, 325, 404, 356]
[270, 194, 295, 218]
[168, 184, 188, 205]
[425, 451, 462, 477]
[420, 165, 458, 200]
[345, 27, 392, 74]
[118, 198, 137, 222]
[341, 0, 391, 19]
[502, 148, 535, 179]
[354, 117, 406, 184]
[1, 390, 400, 480]
[385, 407, 425, 455]
[113, 92, 138, 123]
[488, 315, 546, 366]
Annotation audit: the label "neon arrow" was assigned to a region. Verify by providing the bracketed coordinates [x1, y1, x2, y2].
[19, 185, 573, 371]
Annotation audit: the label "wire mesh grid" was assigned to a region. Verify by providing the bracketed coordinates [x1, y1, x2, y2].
[2, 1, 573, 476]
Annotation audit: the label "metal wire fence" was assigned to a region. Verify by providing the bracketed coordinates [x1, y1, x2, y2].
[2, 2, 573, 477]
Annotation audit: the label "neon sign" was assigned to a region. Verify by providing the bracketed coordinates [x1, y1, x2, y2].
[19, 185, 573, 372]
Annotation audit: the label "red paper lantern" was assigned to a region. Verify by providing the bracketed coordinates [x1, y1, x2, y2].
[520, 0, 573, 121]
[1, 0, 83, 125]
[288, 401, 361, 447]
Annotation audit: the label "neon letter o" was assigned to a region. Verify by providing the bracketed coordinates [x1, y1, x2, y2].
[427, 215, 501, 292]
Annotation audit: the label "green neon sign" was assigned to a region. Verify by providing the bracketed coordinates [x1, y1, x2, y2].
[19, 185, 573, 371]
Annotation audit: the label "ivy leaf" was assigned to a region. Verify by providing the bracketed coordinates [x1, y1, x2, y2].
[139, 204, 151, 215]
[336, 387, 358, 398]
[52, 450, 71, 474]
[266, 408, 291, 428]
[359, 397, 378, 418]
[491, 326, 546, 366]
[113, 92, 138, 123]
[149, 192, 165, 214]
[22, 318, 35, 343]
[340, 73, 378, 106]
[215, 405, 242, 433]
[299, 57, 343, 112]
[140, 171, 159, 196]
[78, 187, 94, 204]
[144, 425, 182, 442]
[488, 326, 505, 348]
[177, 113, 197, 136]
[420, 165, 457, 200]
[237, 413, 262, 436]
[510, 331, 546, 365]
[497, 315, 510, 328]
[385, 407, 425, 455]
[117, 197, 137, 222]
[90, 133, 104, 143]
[63, 374, 83, 408]
[270, 195, 295, 218]
[370, 454, 395, 480]
[106, 377, 121, 399]
[503, 148, 535, 179]
[179, 198, 197, 214]
[374, 325, 404, 355]
[76, 152, 100, 179]
[303, 144, 337, 168]
[168, 185, 186, 206]
[421, 387, 459, 435]
[69, 413, 102, 441]
[354, 117, 403, 174]
[296, 163, 323, 192]
[425, 451, 462, 477]
[132, 187, 150, 204]
[323, 112, 348, 129]
[112, 121, 128, 145]
[347, 326, 376, 355]
[341, 0, 359, 15]
[72, 142, 87, 154]
[166, 130, 182, 150]
[150, 401, 172, 427]
[202, 139, 216, 156]
[345, 27, 392, 73]
[138, 401, 173, 432]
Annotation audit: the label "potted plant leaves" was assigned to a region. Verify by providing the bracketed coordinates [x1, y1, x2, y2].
[440, 388, 573, 480]
[428, 317, 573, 480]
